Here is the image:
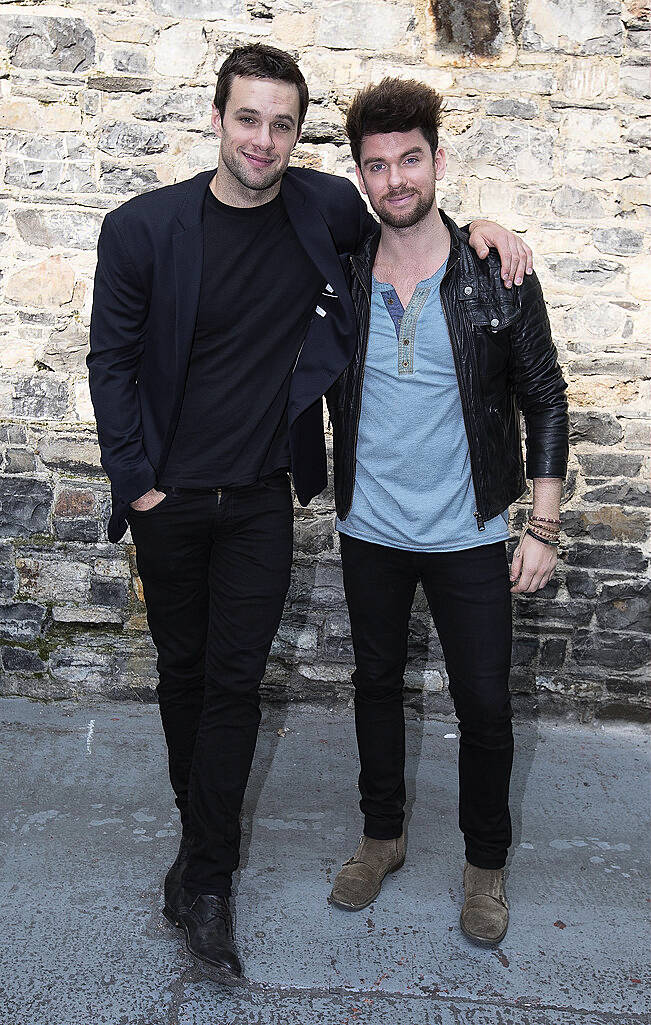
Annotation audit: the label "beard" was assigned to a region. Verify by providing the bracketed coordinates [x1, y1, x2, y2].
[219, 141, 286, 193]
[371, 187, 436, 229]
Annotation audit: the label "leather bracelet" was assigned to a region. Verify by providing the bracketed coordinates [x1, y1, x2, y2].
[526, 528, 559, 547]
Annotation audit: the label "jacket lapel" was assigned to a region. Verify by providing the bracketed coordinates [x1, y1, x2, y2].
[172, 168, 215, 378]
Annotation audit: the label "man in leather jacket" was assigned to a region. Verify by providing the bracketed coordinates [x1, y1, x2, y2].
[327, 78, 569, 946]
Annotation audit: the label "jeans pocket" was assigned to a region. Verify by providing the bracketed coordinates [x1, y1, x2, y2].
[127, 492, 168, 517]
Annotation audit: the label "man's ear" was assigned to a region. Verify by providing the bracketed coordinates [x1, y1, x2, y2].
[355, 164, 367, 196]
[435, 146, 447, 182]
[211, 104, 223, 139]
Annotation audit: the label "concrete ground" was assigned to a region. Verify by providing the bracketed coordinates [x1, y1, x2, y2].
[0, 698, 649, 1025]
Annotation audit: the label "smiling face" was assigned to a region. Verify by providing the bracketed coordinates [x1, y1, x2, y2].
[212, 75, 302, 204]
[356, 128, 446, 229]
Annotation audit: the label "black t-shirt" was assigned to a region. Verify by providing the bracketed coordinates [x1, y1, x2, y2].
[160, 189, 324, 488]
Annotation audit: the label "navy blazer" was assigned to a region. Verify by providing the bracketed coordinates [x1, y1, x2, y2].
[88, 166, 375, 541]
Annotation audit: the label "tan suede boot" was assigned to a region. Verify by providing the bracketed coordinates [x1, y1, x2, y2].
[460, 861, 509, 946]
[329, 834, 406, 911]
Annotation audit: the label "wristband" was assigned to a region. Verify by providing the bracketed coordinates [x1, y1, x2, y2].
[526, 528, 559, 547]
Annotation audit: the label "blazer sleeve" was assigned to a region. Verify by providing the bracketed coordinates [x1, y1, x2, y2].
[87, 213, 157, 504]
[509, 271, 569, 480]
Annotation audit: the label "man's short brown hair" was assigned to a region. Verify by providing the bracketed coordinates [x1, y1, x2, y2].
[346, 78, 445, 166]
[214, 44, 309, 131]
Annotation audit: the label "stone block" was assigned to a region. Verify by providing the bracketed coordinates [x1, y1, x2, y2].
[99, 123, 168, 157]
[551, 186, 606, 220]
[14, 208, 103, 250]
[113, 49, 149, 76]
[0, 97, 81, 132]
[593, 227, 644, 256]
[0, 477, 52, 538]
[560, 301, 630, 347]
[17, 556, 90, 603]
[451, 120, 555, 182]
[54, 489, 96, 519]
[485, 98, 538, 119]
[0, 544, 17, 599]
[99, 165, 160, 195]
[154, 24, 209, 78]
[152, 0, 242, 16]
[271, 620, 319, 656]
[134, 90, 208, 124]
[316, 2, 419, 52]
[53, 519, 100, 542]
[457, 68, 556, 95]
[573, 630, 650, 671]
[48, 646, 115, 693]
[539, 637, 567, 670]
[90, 576, 129, 608]
[577, 452, 643, 478]
[4, 256, 75, 309]
[430, 0, 509, 57]
[51, 605, 123, 626]
[620, 61, 651, 99]
[3, 133, 95, 193]
[6, 14, 95, 72]
[36, 434, 103, 476]
[88, 76, 152, 94]
[39, 321, 89, 375]
[3, 449, 36, 474]
[1, 646, 45, 673]
[0, 602, 47, 641]
[520, 0, 623, 55]
[565, 570, 599, 599]
[312, 563, 344, 604]
[582, 481, 650, 508]
[596, 581, 651, 632]
[3, 374, 69, 420]
[565, 542, 647, 573]
[512, 635, 540, 666]
[544, 257, 624, 288]
[569, 411, 623, 447]
[564, 507, 649, 544]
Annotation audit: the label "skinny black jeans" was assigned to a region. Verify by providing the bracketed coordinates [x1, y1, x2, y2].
[128, 473, 293, 896]
[340, 534, 513, 869]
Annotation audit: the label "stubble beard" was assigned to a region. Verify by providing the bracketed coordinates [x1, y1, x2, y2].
[374, 189, 436, 230]
[220, 143, 285, 194]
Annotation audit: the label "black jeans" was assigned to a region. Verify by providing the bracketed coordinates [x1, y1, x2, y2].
[128, 473, 293, 896]
[340, 534, 513, 870]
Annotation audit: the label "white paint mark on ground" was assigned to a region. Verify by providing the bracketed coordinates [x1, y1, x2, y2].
[519, 842, 535, 849]
[86, 720, 95, 754]
[444, 733, 457, 739]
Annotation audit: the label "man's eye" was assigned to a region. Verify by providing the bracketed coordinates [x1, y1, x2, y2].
[405, 157, 419, 165]
[275, 123, 291, 132]
[240, 117, 255, 124]
[370, 164, 384, 172]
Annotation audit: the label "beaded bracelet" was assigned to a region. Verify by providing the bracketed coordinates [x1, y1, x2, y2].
[530, 515, 561, 526]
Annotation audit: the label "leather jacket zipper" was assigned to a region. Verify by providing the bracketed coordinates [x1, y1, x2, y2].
[439, 253, 485, 530]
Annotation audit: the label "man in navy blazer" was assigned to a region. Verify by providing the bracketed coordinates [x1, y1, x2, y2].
[88, 43, 532, 982]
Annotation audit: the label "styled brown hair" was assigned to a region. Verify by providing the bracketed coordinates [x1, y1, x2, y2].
[214, 44, 309, 131]
[346, 78, 445, 166]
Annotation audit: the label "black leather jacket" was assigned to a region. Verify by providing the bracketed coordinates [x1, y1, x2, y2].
[327, 211, 569, 528]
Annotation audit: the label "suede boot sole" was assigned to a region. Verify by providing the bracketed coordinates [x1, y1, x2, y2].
[459, 913, 508, 947]
[328, 856, 405, 912]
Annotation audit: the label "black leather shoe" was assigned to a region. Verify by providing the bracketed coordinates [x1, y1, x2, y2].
[180, 892, 243, 983]
[162, 833, 193, 927]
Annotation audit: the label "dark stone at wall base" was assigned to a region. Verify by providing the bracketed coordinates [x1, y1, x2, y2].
[1, 646, 45, 672]
[0, 602, 48, 641]
[596, 581, 651, 632]
[573, 630, 650, 671]
[565, 543, 647, 573]
[90, 577, 129, 608]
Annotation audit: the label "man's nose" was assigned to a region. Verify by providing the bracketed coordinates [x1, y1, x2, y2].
[387, 164, 405, 188]
[252, 122, 274, 150]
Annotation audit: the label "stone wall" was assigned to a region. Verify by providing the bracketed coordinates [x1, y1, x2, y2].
[0, 0, 649, 716]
